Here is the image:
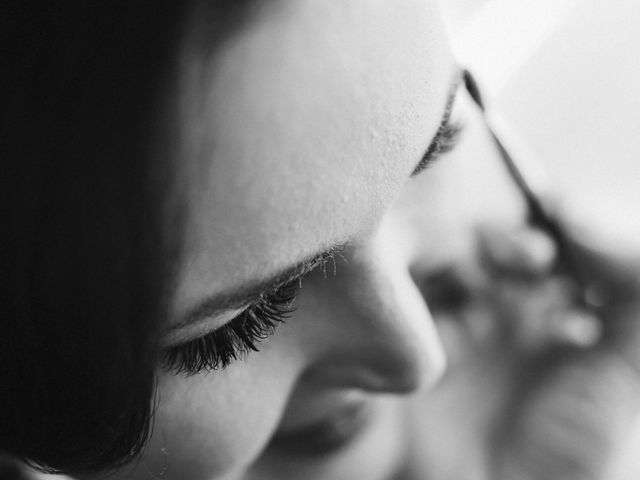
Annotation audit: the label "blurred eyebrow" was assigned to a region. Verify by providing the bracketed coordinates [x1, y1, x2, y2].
[410, 74, 463, 176]
[175, 243, 347, 328]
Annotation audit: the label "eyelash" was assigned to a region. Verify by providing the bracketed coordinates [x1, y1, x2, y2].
[162, 251, 340, 376]
[432, 120, 464, 157]
[162, 280, 298, 376]
[411, 119, 465, 176]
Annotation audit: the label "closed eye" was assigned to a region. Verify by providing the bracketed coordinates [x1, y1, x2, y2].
[411, 71, 466, 177]
[161, 248, 343, 375]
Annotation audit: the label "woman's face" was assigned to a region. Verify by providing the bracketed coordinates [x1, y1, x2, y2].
[109, 1, 526, 479]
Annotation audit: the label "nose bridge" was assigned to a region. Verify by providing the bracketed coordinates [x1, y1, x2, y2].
[303, 241, 446, 394]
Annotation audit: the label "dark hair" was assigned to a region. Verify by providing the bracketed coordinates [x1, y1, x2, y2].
[2, 1, 262, 472]
[1, 1, 189, 475]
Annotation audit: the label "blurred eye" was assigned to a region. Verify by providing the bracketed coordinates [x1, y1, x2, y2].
[413, 266, 473, 316]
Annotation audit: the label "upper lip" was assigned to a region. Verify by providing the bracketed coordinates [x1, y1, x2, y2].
[268, 395, 373, 456]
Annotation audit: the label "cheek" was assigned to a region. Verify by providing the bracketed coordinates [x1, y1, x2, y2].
[138, 355, 298, 480]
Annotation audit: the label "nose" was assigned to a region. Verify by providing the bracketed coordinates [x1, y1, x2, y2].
[298, 236, 446, 394]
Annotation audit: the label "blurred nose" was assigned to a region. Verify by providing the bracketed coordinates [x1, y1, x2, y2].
[299, 231, 446, 394]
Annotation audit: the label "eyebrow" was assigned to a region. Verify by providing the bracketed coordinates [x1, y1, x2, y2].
[174, 243, 348, 329]
[410, 73, 463, 176]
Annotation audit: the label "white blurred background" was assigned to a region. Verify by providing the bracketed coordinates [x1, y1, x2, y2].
[441, 1, 640, 478]
[443, 0, 640, 239]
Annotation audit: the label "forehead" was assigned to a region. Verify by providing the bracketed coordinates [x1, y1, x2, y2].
[171, 0, 455, 315]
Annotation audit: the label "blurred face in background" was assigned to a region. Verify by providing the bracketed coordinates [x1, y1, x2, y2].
[99, 1, 527, 479]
